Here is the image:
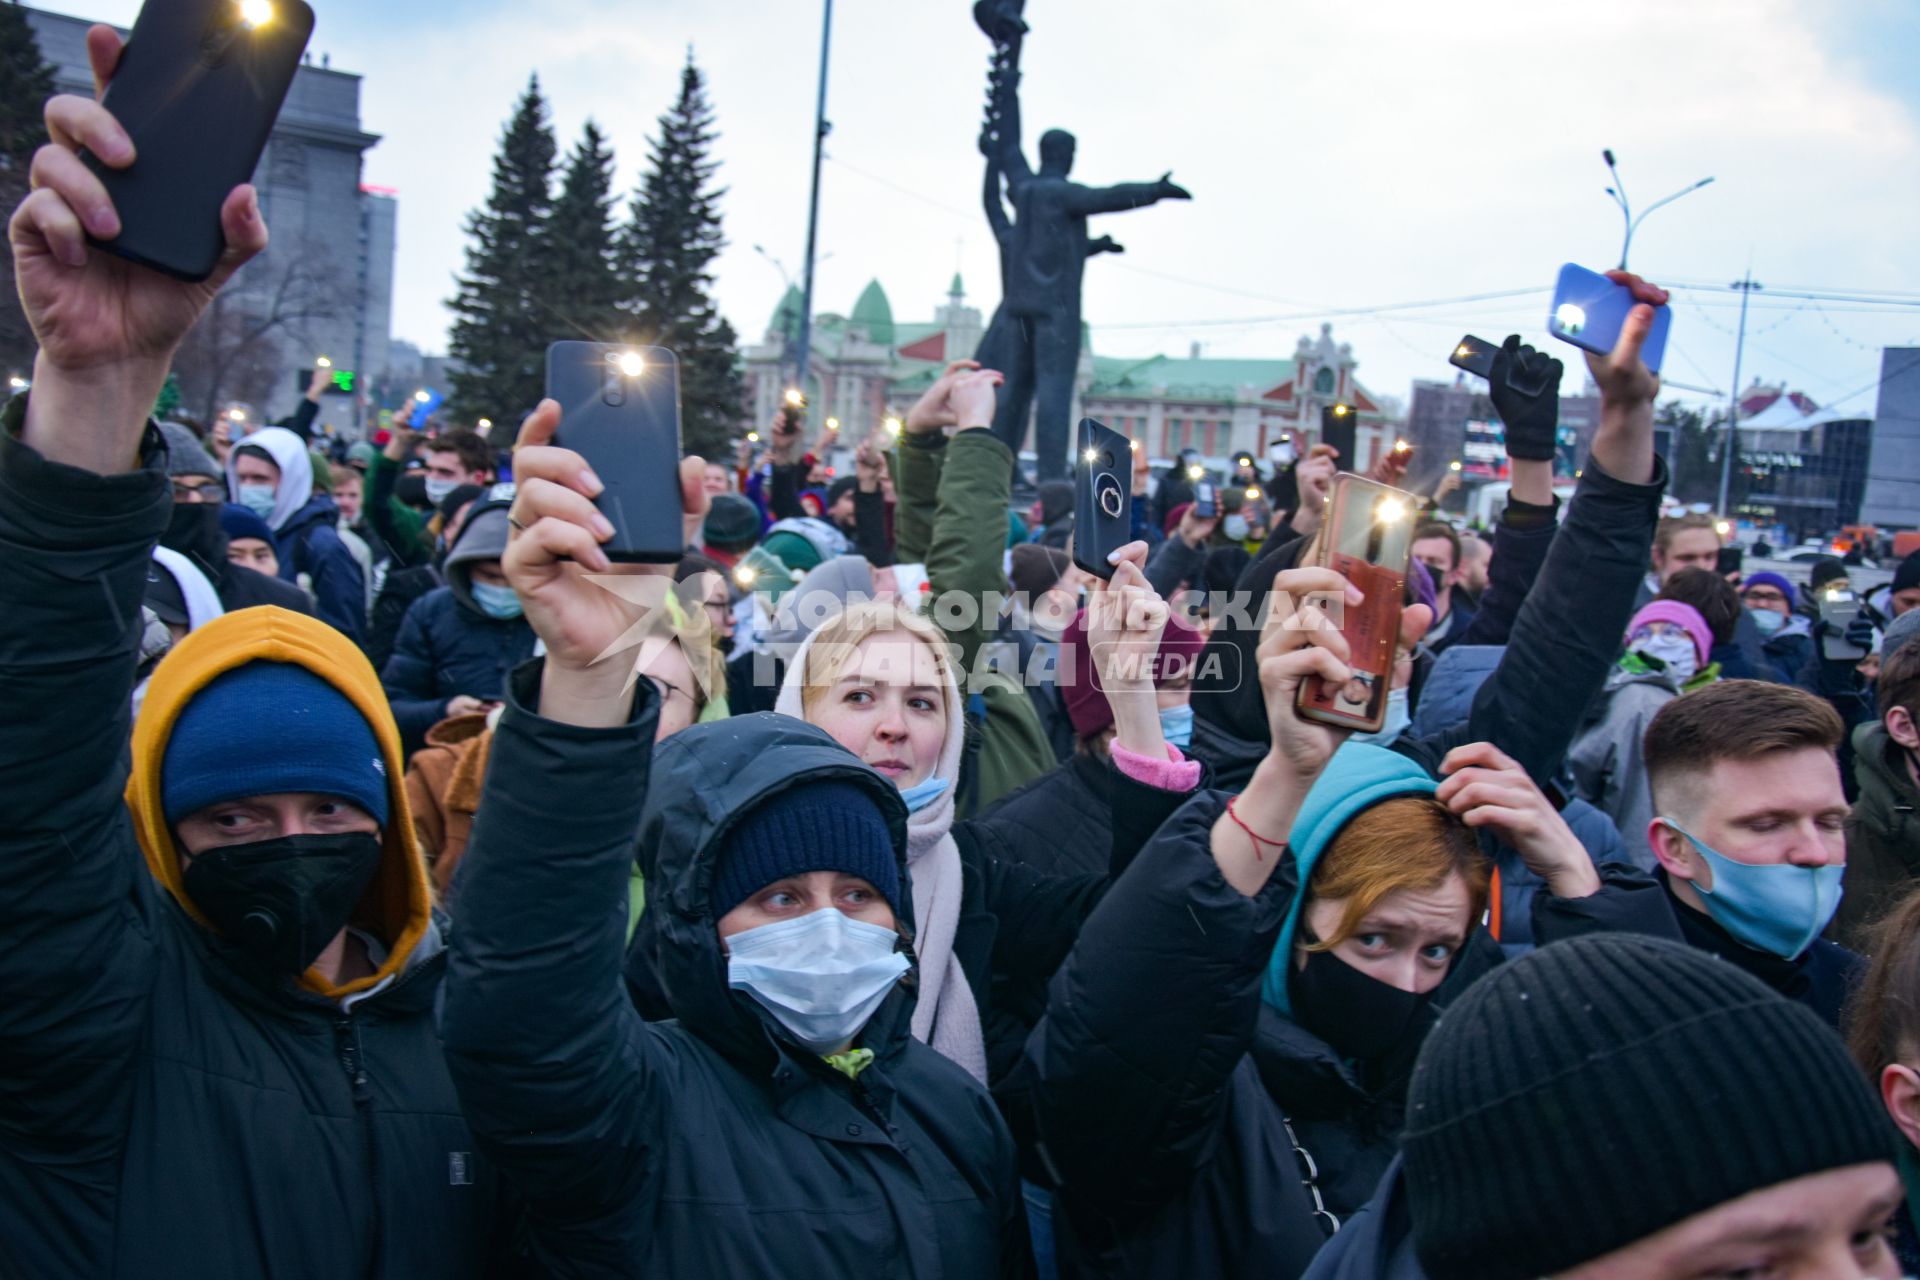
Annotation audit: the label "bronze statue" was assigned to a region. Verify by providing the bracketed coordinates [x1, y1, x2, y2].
[973, 0, 1191, 479]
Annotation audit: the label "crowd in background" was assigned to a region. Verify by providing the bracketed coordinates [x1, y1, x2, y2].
[11, 26, 1920, 1280]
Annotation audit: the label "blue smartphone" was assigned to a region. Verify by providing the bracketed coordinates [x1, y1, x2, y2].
[1546, 264, 1671, 375]
[410, 387, 445, 422]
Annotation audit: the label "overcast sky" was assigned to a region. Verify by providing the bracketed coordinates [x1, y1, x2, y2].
[32, 0, 1920, 416]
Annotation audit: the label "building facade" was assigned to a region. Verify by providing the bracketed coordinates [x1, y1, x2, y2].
[1861, 349, 1920, 531]
[741, 278, 1393, 466]
[24, 6, 396, 434]
[1405, 373, 1601, 493]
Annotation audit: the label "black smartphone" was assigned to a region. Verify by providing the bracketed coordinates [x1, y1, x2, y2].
[1072, 418, 1132, 581]
[1716, 545, 1744, 578]
[1193, 480, 1219, 519]
[1450, 333, 1550, 398]
[1321, 408, 1357, 471]
[546, 343, 685, 564]
[1818, 587, 1867, 663]
[82, 0, 315, 282]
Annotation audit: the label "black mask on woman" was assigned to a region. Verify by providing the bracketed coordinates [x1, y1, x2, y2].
[182, 832, 384, 974]
[1288, 941, 1434, 1063]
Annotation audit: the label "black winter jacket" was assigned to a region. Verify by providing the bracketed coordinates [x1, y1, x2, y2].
[380, 585, 536, 753]
[444, 692, 1030, 1278]
[0, 424, 506, 1278]
[365, 561, 442, 673]
[159, 499, 317, 616]
[1026, 791, 1682, 1280]
[275, 494, 366, 642]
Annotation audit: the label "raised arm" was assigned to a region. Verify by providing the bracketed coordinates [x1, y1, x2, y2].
[2, 24, 267, 1167]
[983, 157, 1012, 243]
[1063, 172, 1192, 217]
[441, 401, 697, 1227]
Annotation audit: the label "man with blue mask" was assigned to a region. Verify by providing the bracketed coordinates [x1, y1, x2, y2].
[381, 490, 537, 757]
[1642, 679, 1862, 1028]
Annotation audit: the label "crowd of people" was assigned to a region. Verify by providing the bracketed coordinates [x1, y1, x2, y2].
[9, 26, 1920, 1279]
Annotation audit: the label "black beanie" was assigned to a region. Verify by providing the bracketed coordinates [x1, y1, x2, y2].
[709, 781, 901, 921]
[1404, 933, 1895, 1280]
[1894, 550, 1920, 597]
[825, 475, 858, 511]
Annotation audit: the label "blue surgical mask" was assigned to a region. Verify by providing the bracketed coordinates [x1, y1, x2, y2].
[1660, 820, 1844, 960]
[899, 774, 950, 814]
[725, 908, 910, 1056]
[1748, 607, 1786, 636]
[1158, 702, 1194, 750]
[470, 581, 524, 620]
[238, 484, 277, 521]
[1348, 686, 1411, 748]
[1223, 514, 1250, 542]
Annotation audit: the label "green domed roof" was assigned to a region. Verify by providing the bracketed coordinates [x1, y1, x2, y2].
[768, 285, 804, 342]
[851, 279, 895, 346]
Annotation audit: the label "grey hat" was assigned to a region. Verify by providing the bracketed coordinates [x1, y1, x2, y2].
[158, 422, 220, 480]
[1883, 606, 1920, 660]
[445, 506, 511, 570]
[770, 555, 876, 649]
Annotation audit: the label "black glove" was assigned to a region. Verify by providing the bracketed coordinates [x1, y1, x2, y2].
[1489, 334, 1563, 461]
[1845, 615, 1879, 653]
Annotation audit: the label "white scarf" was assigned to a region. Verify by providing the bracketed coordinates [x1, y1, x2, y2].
[774, 625, 987, 1084]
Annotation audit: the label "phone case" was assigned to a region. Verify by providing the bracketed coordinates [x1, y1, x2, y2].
[546, 343, 684, 564]
[1449, 335, 1499, 381]
[1295, 476, 1417, 733]
[83, 0, 315, 282]
[1320, 412, 1357, 472]
[1072, 418, 1132, 581]
[1819, 597, 1867, 662]
[1546, 263, 1671, 375]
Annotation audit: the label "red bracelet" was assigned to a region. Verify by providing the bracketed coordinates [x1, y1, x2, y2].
[1226, 797, 1289, 862]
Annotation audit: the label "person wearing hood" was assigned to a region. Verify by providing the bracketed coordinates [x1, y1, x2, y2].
[1022, 570, 1676, 1279]
[1006, 541, 1083, 759]
[770, 549, 1203, 1090]
[1307, 933, 1902, 1280]
[2, 71, 509, 1267]
[381, 492, 539, 757]
[1031, 477, 1076, 551]
[440, 402, 1027, 1275]
[1151, 448, 1201, 531]
[226, 423, 367, 641]
[1836, 637, 1920, 951]
[1567, 599, 1716, 870]
[155, 420, 314, 616]
[1742, 570, 1816, 682]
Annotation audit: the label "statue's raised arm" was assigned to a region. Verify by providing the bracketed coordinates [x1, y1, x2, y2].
[975, 0, 1032, 187]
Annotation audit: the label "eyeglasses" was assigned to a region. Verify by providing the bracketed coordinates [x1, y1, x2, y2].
[647, 674, 691, 705]
[1742, 590, 1786, 605]
[172, 480, 227, 503]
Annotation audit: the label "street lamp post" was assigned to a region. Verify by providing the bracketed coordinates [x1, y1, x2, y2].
[1602, 150, 1714, 271]
[1716, 275, 1763, 518]
[792, 0, 834, 408]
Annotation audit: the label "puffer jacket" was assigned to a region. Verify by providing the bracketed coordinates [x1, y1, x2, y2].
[380, 587, 535, 754]
[1024, 759, 1680, 1280]
[403, 711, 494, 894]
[443, 693, 1030, 1277]
[1565, 663, 1692, 870]
[1836, 722, 1920, 951]
[0, 421, 508, 1278]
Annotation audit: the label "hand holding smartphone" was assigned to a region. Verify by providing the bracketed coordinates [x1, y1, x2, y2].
[81, 0, 315, 282]
[1294, 475, 1417, 734]
[546, 343, 685, 563]
[1546, 264, 1671, 375]
[1072, 418, 1133, 581]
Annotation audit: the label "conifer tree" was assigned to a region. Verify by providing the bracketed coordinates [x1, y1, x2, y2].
[618, 55, 743, 460]
[538, 121, 623, 345]
[0, 2, 55, 377]
[448, 77, 557, 432]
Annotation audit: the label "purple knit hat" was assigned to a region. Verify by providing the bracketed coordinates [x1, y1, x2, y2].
[1740, 571, 1796, 610]
[1627, 600, 1712, 668]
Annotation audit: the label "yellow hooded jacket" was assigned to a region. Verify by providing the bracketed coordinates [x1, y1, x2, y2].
[126, 605, 433, 1000]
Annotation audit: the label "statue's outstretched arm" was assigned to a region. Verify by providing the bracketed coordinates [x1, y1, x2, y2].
[1066, 170, 1193, 216]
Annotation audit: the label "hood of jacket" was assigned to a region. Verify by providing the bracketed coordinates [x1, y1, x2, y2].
[126, 605, 434, 1001]
[1410, 644, 1504, 741]
[1193, 530, 1311, 748]
[636, 712, 913, 1069]
[225, 426, 313, 532]
[1036, 480, 1074, 526]
[1262, 745, 1440, 1018]
[422, 710, 495, 819]
[442, 505, 513, 617]
[1852, 720, 1920, 858]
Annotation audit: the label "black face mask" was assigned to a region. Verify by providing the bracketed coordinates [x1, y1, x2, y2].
[162, 502, 227, 573]
[182, 832, 383, 975]
[1288, 942, 1434, 1063]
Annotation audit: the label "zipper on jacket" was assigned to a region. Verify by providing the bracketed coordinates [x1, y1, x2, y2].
[335, 1013, 384, 1276]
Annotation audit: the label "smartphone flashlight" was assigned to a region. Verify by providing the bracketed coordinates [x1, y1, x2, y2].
[747, 431, 761, 443]
[239, 0, 273, 28]
[1129, 440, 1141, 453]
[735, 565, 758, 588]
[413, 390, 430, 404]
[614, 351, 646, 378]
[1376, 497, 1408, 524]
[316, 356, 331, 368]
[784, 388, 805, 408]
[1394, 439, 1412, 454]
[1450, 460, 1463, 472]
[1245, 486, 1261, 501]
[885, 417, 903, 437]
[1553, 303, 1586, 336]
[1187, 464, 1204, 481]
[1714, 520, 1732, 537]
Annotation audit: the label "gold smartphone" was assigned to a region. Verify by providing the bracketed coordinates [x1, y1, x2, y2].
[1294, 475, 1418, 733]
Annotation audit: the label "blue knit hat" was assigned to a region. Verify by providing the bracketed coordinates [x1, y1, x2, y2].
[219, 503, 275, 547]
[1740, 571, 1796, 610]
[710, 781, 900, 920]
[161, 662, 390, 827]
